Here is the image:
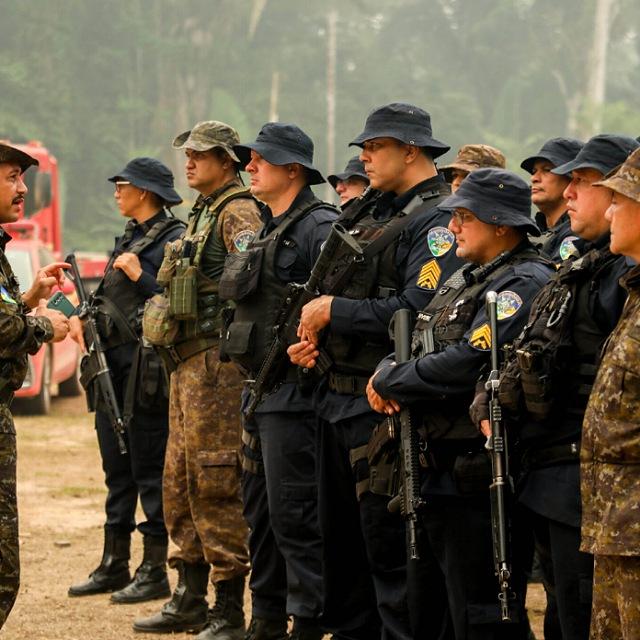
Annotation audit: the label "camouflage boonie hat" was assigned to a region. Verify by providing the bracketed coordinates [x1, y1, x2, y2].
[594, 147, 640, 203]
[440, 144, 506, 182]
[172, 120, 241, 163]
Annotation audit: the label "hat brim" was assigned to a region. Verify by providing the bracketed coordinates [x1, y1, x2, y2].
[440, 192, 540, 236]
[108, 172, 182, 206]
[172, 130, 240, 163]
[234, 142, 325, 185]
[594, 174, 640, 203]
[327, 171, 369, 189]
[349, 129, 450, 159]
[0, 144, 39, 173]
[552, 158, 608, 177]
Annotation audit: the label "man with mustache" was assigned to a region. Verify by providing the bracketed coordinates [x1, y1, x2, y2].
[0, 143, 70, 627]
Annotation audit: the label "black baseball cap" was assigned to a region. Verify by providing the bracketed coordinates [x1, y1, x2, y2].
[234, 122, 325, 185]
[520, 137, 584, 175]
[108, 157, 182, 206]
[552, 134, 639, 177]
[349, 103, 450, 159]
[327, 156, 369, 189]
[440, 168, 540, 236]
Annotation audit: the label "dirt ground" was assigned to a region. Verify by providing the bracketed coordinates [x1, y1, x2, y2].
[1, 395, 546, 640]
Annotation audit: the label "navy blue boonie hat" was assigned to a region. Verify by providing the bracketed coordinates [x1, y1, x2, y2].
[521, 137, 584, 175]
[327, 156, 369, 189]
[234, 122, 325, 185]
[552, 134, 639, 177]
[108, 157, 182, 206]
[349, 103, 450, 159]
[440, 168, 539, 236]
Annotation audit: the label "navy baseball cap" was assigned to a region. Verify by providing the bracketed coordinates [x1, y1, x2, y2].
[552, 134, 639, 177]
[349, 103, 450, 159]
[108, 157, 182, 206]
[520, 137, 584, 175]
[440, 168, 540, 236]
[0, 143, 38, 173]
[327, 156, 369, 189]
[234, 122, 325, 185]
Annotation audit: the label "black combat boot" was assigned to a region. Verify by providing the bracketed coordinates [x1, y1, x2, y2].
[111, 535, 171, 604]
[68, 528, 131, 596]
[288, 618, 323, 640]
[243, 617, 289, 640]
[196, 575, 246, 640]
[132, 560, 209, 634]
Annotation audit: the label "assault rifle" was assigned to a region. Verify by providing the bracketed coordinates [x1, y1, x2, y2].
[387, 308, 424, 560]
[66, 253, 127, 454]
[244, 223, 363, 418]
[485, 290, 513, 621]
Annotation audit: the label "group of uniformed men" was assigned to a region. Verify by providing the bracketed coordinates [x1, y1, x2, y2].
[0, 100, 639, 640]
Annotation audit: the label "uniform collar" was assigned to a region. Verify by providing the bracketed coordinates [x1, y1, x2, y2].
[192, 179, 242, 216]
[260, 186, 315, 229]
[534, 210, 570, 233]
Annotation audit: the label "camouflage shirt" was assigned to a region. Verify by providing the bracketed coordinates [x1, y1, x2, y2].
[581, 263, 640, 555]
[0, 230, 53, 407]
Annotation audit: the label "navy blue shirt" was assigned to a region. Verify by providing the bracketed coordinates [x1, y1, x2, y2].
[253, 186, 338, 414]
[315, 175, 464, 422]
[534, 211, 583, 264]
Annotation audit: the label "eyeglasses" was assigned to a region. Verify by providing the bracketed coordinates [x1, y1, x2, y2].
[450, 210, 476, 226]
[114, 181, 131, 193]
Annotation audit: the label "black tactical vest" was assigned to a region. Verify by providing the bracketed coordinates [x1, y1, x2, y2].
[321, 183, 449, 379]
[97, 215, 185, 348]
[413, 245, 549, 440]
[221, 197, 334, 376]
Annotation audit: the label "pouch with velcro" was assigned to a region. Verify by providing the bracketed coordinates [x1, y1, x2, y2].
[218, 248, 263, 302]
[142, 293, 179, 347]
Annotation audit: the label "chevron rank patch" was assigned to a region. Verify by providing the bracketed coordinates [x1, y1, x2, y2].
[428, 226, 454, 257]
[496, 291, 523, 320]
[233, 230, 255, 252]
[559, 235, 580, 261]
[469, 323, 491, 351]
[417, 259, 441, 290]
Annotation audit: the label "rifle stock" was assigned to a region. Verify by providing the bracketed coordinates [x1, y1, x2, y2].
[66, 253, 127, 455]
[387, 308, 424, 560]
[485, 290, 513, 621]
[244, 223, 362, 418]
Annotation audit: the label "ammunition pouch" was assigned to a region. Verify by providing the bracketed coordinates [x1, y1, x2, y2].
[131, 344, 169, 412]
[142, 293, 180, 347]
[218, 248, 264, 302]
[79, 353, 99, 412]
[366, 419, 400, 498]
[452, 450, 492, 496]
[169, 264, 198, 319]
[220, 321, 257, 371]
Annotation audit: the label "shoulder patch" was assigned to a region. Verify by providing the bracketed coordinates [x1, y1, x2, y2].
[417, 259, 442, 290]
[559, 235, 580, 261]
[469, 323, 491, 351]
[233, 230, 255, 252]
[496, 291, 523, 320]
[0, 286, 17, 305]
[428, 226, 455, 257]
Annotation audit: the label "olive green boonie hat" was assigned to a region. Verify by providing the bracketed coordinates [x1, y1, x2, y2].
[172, 120, 241, 163]
[594, 147, 640, 204]
[440, 144, 506, 182]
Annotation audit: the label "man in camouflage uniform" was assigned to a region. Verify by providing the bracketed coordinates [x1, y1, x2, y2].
[0, 143, 71, 627]
[520, 137, 584, 263]
[135, 122, 261, 639]
[439, 143, 506, 192]
[581, 147, 640, 640]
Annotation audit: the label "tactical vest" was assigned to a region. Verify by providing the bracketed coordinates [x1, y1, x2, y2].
[321, 184, 449, 380]
[413, 245, 549, 440]
[499, 245, 619, 426]
[158, 184, 253, 344]
[220, 197, 334, 376]
[94, 214, 185, 349]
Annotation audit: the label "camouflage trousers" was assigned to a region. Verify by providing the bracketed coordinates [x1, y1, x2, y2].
[0, 407, 18, 630]
[591, 554, 640, 639]
[164, 348, 249, 583]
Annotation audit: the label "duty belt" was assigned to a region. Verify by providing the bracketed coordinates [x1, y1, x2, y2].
[327, 372, 369, 396]
[164, 336, 219, 365]
[521, 441, 580, 470]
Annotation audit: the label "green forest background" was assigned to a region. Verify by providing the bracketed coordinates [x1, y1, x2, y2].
[1, 0, 639, 251]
